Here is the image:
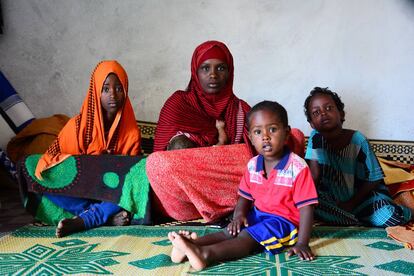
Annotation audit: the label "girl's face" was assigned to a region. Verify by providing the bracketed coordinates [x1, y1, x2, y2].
[100, 73, 125, 117]
[308, 94, 344, 132]
[249, 110, 290, 162]
[197, 59, 229, 94]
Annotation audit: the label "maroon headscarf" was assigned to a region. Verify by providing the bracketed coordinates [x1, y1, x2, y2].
[154, 40, 251, 151]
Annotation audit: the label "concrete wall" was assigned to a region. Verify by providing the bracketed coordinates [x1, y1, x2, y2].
[1, 0, 413, 140]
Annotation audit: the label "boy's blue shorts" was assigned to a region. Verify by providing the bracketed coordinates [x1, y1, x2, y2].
[244, 207, 298, 255]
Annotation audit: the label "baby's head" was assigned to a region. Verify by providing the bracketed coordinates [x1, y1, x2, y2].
[247, 101, 290, 158]
[304, 87, 345, 123]
[167, 134, 197, 151]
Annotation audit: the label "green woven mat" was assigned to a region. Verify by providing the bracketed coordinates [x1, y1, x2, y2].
[0, 225, 413, 275]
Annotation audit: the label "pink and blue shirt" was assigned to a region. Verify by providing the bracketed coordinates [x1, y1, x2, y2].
[238, 149, 318, 226]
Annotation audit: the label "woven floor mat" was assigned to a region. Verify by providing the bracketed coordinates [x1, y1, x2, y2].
[0, 225, 413, 275]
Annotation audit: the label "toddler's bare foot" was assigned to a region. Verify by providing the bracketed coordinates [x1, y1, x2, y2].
[109, 210, 131, 226]
[169, 230, 198, 263]
[170, 232, 207, 271]
[56, 217, 85, 238]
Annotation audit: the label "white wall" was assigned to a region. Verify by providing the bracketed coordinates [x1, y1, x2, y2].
[1, 0, 413, 140]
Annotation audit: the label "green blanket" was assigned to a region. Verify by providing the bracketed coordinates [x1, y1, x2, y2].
[17, 154, 151, 225]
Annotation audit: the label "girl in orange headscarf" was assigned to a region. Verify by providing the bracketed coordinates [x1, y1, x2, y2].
[35, 60, 141, 237]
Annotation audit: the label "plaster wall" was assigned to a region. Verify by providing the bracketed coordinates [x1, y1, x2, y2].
[1, 0, 413, 140]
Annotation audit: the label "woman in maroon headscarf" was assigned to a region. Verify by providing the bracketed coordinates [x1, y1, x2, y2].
[148, 41, 305, 222]
[154, 40, 251, 151]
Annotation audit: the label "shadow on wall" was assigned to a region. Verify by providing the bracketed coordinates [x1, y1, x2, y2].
[403, 0, 414, 16]
[0, 1, 3, 34]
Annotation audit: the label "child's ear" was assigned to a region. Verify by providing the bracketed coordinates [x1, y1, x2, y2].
[309, 121, 315, 129]
[340, 110, 345, 123]
[285, 126, 291, 141]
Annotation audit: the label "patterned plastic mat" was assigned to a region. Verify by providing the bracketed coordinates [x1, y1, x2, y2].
[1, 225, 413, 275]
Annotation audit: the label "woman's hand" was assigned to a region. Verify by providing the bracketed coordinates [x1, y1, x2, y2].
[226, 216, 248, 236]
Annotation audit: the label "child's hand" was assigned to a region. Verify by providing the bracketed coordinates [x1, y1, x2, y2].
[216, 120, 225, 130]
[287, 243, 315, 261]
[226, 216, 248, 236]
[215, 119, 228, 146]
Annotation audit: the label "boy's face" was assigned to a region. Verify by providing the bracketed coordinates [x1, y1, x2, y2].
[197, 59, 229, 94]
[101, 73, 125, 118]
[249, 110, 290, 161]
[308, 94, 344, 132]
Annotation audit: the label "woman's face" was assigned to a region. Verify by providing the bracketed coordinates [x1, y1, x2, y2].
[197, 59, 229, 94]
[100, 73, 125, 117]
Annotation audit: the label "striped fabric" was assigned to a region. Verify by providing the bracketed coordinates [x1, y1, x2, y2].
[315, 191, 361, 225]
[355, 190, 412, 227]
[245, 207, 298, 255]
[305, 130, 411, 227]
[305, 130, 384, 201]
[234, 101, 245, 143]
[0, 71, 35, 149]
[316, 190, 411, 227]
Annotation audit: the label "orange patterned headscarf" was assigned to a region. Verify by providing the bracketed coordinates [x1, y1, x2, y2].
[35, 60, 141, 179]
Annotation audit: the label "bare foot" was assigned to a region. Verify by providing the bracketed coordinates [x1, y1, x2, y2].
[108, 210, 131, 226]
[170, 232, 207, 271]
[169, 230, 198, 263]
[56, 217, 85, 238]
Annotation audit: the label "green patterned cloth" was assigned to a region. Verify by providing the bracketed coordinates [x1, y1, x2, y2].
[17, 154, 151, 225]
